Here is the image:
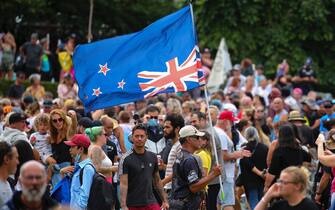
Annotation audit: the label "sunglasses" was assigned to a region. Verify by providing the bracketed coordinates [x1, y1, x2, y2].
[147, 116, 158, 119]
[52, 118, 64, 123]
[276, 179, 296, 185]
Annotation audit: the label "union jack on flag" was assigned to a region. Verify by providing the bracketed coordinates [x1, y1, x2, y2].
[138, 46, 204, 98]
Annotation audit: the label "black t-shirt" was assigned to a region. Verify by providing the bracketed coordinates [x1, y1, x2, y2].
[172, 149, 202, 199]
[103, 139, 118, 163]
[7, 84, 25, 99]
[269, 147, 311, 178]
[160, 138, 173, 164]
[51, 140, 72, 163]
[296, 125, 314, 146]
[240, 142, 268, 189]
[119, 149, 158, 207]
[6, 190, 58, 210]
[269, 197, 318, 210]
[297, 68, 316, 94]
[171, 149, 203, 210]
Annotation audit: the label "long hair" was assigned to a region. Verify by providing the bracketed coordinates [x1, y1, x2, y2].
[278, 124, 299, 149]
[49, 109, 71, 144]
[199, 130, 213, 156]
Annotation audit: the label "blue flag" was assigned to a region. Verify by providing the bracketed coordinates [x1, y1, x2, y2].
[73, 5, 202, 112]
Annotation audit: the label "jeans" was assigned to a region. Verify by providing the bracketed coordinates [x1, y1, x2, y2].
[246, 187, 263, 210]
[51, 162, 71, 187]
[330, 192, 335, 210]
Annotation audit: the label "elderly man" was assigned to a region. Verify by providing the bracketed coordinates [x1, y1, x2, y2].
[4, 160, 57, 209]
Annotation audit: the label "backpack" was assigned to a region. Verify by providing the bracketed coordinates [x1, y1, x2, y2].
[79, 163, 114, 210]
[50, 175, 71, 204]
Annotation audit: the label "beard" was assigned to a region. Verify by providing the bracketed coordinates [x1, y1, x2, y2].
[164, 131, 175, 140]
[22, 183, 47, 202]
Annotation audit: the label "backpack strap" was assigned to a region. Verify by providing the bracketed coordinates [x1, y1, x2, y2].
[79, 163, 95, 186]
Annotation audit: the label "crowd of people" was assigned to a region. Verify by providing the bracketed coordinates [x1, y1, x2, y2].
[0, 31, 333, 210]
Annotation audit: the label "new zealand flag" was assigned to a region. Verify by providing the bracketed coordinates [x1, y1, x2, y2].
[73, 5, 203, 112]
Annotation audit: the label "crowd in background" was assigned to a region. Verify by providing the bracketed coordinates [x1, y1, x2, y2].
[0, 31, 333, 210]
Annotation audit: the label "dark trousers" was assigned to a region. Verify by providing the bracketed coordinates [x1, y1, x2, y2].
[206, 184, 220, 210]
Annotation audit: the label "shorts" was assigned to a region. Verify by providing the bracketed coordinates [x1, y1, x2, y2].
[217, 181, 235, 207]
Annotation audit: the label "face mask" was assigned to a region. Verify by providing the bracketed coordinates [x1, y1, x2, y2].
[148, 119, 158, 127]
[74, 154, 81, 163]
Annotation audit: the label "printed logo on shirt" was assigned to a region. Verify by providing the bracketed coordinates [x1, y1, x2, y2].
[187, 170, 198, 183]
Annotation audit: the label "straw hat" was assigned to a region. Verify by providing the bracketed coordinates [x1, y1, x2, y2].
[326, 129, 335, 150]
[288, 111, 305, 122]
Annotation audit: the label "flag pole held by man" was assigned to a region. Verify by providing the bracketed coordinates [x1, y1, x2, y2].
[73, 4, 203, 112]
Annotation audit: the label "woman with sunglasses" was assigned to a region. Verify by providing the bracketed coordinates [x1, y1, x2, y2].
[86, 126, 118, 183]
[48, 109, 77, 186]
[255, 166, 318, 210]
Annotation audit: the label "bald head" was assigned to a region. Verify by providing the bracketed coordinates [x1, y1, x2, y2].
[20, 160, 46, 178]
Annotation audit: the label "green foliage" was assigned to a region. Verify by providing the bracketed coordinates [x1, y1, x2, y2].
[0, 79, 58, 97]
[193, 0, 335, 88]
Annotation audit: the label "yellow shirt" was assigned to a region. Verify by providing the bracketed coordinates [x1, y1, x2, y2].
[195, 149, 211, 176]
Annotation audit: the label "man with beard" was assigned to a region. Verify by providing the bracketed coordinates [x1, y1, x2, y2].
[4, 160, 58, 210]
[160, 114, 185, 194]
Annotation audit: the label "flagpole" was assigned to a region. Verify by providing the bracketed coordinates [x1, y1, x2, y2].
[87, 0, 94, 43]
[204, 85, 225, 200]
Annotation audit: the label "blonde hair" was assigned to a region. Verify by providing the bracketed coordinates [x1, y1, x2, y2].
[33, 113, 50, 131]
[282, 166, 310, 193]
[49, 109, 74, 144]
[166, 98, 182, 115]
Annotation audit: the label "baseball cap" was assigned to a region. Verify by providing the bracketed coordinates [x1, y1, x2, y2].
[179, 125, 205, 138]
[64, 134, 91, 148]
[78, 117, 93, 128]
[43, 99, 53, 108]
[218, 110, 238, 122]
[9, 113, 26, 124]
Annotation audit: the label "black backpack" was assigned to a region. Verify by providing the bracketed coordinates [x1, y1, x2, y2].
[79, 163, 114, 210]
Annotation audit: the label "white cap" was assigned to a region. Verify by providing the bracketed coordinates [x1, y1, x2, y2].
[179, 125, 205, 138]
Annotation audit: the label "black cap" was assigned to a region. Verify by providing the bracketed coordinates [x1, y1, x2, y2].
[78, 117, 93, 128]
[9, 113, 26, 124]
[43, 99, 53, 108]
[23, 95, 34, 104]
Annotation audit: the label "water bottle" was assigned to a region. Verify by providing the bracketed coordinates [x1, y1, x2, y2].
[240, 193, 248, 210]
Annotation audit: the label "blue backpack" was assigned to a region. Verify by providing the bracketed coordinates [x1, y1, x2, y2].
[50, 175, 71, 204]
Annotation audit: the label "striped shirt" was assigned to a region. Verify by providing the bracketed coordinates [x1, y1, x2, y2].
[164, 141, 181, 189]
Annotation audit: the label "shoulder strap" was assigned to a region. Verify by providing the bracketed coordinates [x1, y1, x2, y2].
[79, 163, 95, 186]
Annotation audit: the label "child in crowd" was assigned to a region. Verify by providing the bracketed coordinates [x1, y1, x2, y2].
[29, 113, 55, 180]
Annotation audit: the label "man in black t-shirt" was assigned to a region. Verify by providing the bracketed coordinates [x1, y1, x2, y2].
[7, 71, 25, 102]
[119, 124, 169, 210]
[292, 57, 317, 95]
[170, 125, 221, 210]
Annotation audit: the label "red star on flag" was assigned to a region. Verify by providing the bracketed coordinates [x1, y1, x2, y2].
[92, 87, 102, 97]
[118, 79, 126, 90]
[98, 63, 110, 76]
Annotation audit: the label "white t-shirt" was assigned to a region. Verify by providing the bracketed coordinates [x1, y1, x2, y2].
[214, 127, 235, 183]
[0, 180, 12, 208]
[29, 132, 52, 163]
